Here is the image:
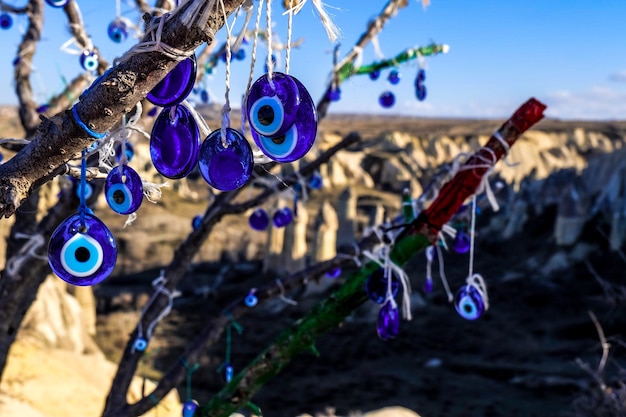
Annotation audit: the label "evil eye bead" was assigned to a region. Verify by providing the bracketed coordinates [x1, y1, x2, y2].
[133, 337, 148, 352]
[198, 128, 253, 191]
[150, 105, 200, 179]
[454, 284, 485, 320]
[250, 75, 317, 163]
[192, 215, 202, 231]
[48, 213, 117, 286]
[107, 18, 128, 43]
[147, 54, 197, 107]
[0, 13, 12, 30]
[45, 0, 69, 7]
[377, 300, 400, 340]
[249, 208, 270, 231]
[379, 91, 395, 108]
[272, 207, 293, 228]
[80, 50, 99, 72]
[105, 165, 143, 215]
[415, 69, 427, 101]
[369, 69, 380, 81]
[325, 267, 341, 279]
[453, 230, 471, 254]
[115, 142, 134, 163]
[224, 363, 234, 382]
[182, 400, 199, 417]
[244, 291, 258, 307]
[365, 268, 399, 304]
[326, 87, 341, 102]
[308, 172, 323, 190]
[388, 69, 401, 85]
[75, 181, 93, 200]
[423, 278, 433, 294]
[246, 72, 300, 137]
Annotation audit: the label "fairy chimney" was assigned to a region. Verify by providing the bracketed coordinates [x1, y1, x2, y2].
[313, 200, 339, 263]
[282, 200, 308, 273]
[263, 198, 287, 274]
[336, 187, 357, 248]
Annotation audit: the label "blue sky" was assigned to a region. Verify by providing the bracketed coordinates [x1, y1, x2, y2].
[0, 0, 624, 120]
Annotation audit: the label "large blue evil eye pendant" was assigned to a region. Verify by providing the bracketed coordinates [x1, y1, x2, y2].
[147, 54, 197, 107]
[45, 0, 69, 7]
[365, 268, 399, 304]
[0, 13, 12, 30]
[105, 165, 144, 215]
[107, 18, 128, 43]
[246, 72, 300, 138]
[48, 213, 117, 286]
[182, 400, 198, 417]
[250, 75, 317, 163]
[377, 300, 400, 340]
[198, 128, 253, 191]
[150, 105, 200, 179]
[80, 50, 99, 72]
[454, 283, 486, 320]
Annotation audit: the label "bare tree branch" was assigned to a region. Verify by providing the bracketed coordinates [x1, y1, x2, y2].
[0, 1, 28, 15]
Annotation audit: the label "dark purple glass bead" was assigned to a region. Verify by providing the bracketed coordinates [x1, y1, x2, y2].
[423, 278, 433, 294]
[105, 165, 143, 215]
[115, 142, 134, 163]
[388, 69, 401, 85]
[150, 105, 200, 179]
[192, 215, 202, 230]
[234, 48, 246, 61]
[80, 50, 99, 72]
[198, 128, 253, 191]
[454, 284, 485, 320]
[308, 172, 323, 190]
[200, 89, 209, 104]
[246, 72, 301, 137]
[0, 13, 12, 29]
[453, 230, 471, 254]
[107, 18, 128, 43]
[272, 207, 293, 228]
[182, 400, 198, 417]
[147, 54, 197, 107]
[379, 91, 395, 108]
[36, 104, 49, 113]
[377, 300, 400, 340]
[249, 208, 270, 231]
[48, 213, 117, 286]
[148, 107, 158, 117]
[325, 267, 341, 279]
[369, 69, 380, 81]
[365, 268, 399, 304]
[45, 0, 69, 7]
[250, 75, 317, 163]
[326, 87, 341, 102]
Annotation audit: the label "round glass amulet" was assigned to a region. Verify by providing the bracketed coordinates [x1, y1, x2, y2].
[198, 128, 253, 191]
[48, 213, 117, 286]
[250, 75, 317, 163]
[272, 207, 293, 228]
[80, 50, 99, 72]
[147, 54, 197, 107]
[379, 91, 395, 108]
[454, 284, 485, 320]
[45, 0, 69, 7]
[0, 13, 13, 30]
[107, 18, 128, 43]
[105, 165, 143, 215]
[150, 105, 200, 179]
[249, 208, 270, 231]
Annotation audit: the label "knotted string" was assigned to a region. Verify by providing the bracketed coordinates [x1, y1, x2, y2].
[133, 270, 174, 353]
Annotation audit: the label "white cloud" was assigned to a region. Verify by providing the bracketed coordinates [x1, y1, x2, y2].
[543, 86, 626, 120]
[610, 70, 626, 82]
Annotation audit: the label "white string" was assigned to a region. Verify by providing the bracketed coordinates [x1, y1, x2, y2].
[5, 233, 47, 277]
[123, 212, 138, 228]
[466, 273, 489, 311]
[134, 271, 174, 353]
[310, 0, 339, 41]
[276, 278, 298, 305]
[335, 242, 362, 267]
[467, 195, 477, 278]
[182, 100, 211, 138]
[142, 180, 170, 203]
[177, 0, 218, 30]
[241, 0, 265, 134]
[435, 244, 454, 302]
[351, 45, 363, 70]
[265, 0, 274, 81]
[219, 0, 236, 148]
[0, 138, 30, 145]
[115, 0, 121, 17]
[232, 0, 254, 52]
[285, 4, 294, 75]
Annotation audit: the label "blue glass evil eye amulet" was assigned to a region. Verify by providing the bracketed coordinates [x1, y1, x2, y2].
[105, 165, 143, 215]
[198, 128, 253, 191]
[150, 105, 200, 179]
[248, 73, 317, 163]
[147, 54, 197, 107]
[48, 213, 117, 286]
[454, 284, 485, 320]
[80, 50, 99, 72]
[45, 0, 69, 7]
[107, 18, 128, 43]
[0, 13, 12, 30]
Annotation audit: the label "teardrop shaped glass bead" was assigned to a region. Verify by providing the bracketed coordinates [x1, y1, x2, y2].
[249, 208, 270, 231]
[105, 165, 144, 215]
[388, 69, 401, 85]
[147, 54, 197, 107]
[246, 72, 301, 138]
[182, 400, 198, 417]
[377, 300, 400, 340]
[365, 268, 399, 304]
[150, 105, 200, 179]
[308, 172, 323, 190]
[453, 230, 471, 254]
[415, 69, 427, 101]
[454, 284, 485, 320]
[272, 207, 293, 228]
[198, 128, 253, 191]
[325, 267, 341, 279]
[115, 142, 134, 163]
[250, 75, 317, 163]
[48, 213, 117, 286]
[192, 215, 202, 231]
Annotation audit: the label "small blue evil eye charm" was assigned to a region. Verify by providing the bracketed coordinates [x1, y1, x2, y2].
[80, 50, 99, 72]
[326, 87, 341, 102]
[0, 13, 12, 30]
[369, 69, 380, 81]
[453, 230, 471, 254]
[45, 0, 69, 7]
[379, 91, 395, 108]
[224, 363, 234, 382]
[115, 142, 134, 163]
[192, 215, 202, 231]
[454, 284, 485, 320]
[308, 171, 323, 190]
[388, 69, 401, 85]
[150, 105, 200, 179]
[48, 213, 117, 286]
[245, 290, 258, 307]
[377, 300, 400, 340]
[415, 69, 427, 101]
[198, 128, 253, 191]
[249, 208, 270, 231]
[147, 54, 197, 107]
[250, 75, 317, 163]
[365, 268, 399, 304]
[107, 18, 128, 43]
[272, 207, 293, 228]
[133, 337, 148, 352]
[105, 165, 143, 215]
[182, 400, 198, 417]
[246, 72, 300, 138]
